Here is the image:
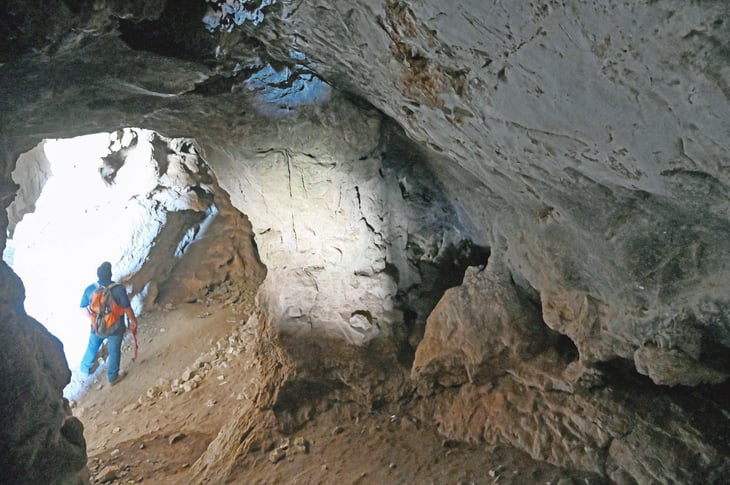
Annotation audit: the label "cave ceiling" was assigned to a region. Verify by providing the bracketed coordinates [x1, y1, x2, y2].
[2, 0, 729, 383]
[2, 1, 730, 483]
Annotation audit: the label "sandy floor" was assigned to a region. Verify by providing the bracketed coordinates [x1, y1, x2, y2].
[71, 289, 601, 485]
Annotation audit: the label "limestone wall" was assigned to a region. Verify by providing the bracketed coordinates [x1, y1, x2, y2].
[1, 0, 728, 482]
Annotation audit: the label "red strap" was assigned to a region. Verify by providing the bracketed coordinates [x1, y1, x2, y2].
[132, 329, 138, 361]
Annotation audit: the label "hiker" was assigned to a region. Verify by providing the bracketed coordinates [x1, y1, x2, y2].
[79, 261, 138, 385]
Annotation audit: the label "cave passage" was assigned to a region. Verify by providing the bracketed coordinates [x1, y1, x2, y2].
[3, 129, 217, 399]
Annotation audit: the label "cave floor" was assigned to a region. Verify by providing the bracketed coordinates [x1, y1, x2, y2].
[72, 296, 600, 485]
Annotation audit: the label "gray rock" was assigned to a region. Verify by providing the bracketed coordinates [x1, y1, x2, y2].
[0, 1, 728, 484]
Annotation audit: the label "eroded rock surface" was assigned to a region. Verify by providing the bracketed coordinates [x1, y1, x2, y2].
[0, 265, 88, 484]
[1, 0, 729, 483]
[414, 256, 730, 482]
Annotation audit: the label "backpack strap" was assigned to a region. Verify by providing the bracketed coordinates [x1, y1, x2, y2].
[87, 283, 104, 313]
[104, 283, 119, 306]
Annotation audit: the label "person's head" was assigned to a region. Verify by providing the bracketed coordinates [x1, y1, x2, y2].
[97, 261, 112, 283]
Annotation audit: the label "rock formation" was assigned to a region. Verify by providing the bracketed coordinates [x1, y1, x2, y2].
[1, 0, 728, 483]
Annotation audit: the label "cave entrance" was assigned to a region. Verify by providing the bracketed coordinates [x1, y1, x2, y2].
[3, 129, 220, 399]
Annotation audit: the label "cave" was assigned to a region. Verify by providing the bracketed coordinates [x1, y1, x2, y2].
[1, 1, 729, 484]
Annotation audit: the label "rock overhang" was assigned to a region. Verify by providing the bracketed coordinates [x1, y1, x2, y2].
[1, 1, 730, 482]
[1, 0, 729, 382]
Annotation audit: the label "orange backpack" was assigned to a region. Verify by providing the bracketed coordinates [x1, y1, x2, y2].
[89, 284, 126, 336]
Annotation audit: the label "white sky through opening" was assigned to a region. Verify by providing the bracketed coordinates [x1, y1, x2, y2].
[4, 132, 163, 399]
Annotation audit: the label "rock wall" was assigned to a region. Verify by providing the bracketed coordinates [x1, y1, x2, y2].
[5, 141, 52, 238]
[414, 255, 730, 482]
[0, 126, 263, 483]
[241, 0, 730, 389]
[1, 0, 729, 483]
[0, 263, 88, 484]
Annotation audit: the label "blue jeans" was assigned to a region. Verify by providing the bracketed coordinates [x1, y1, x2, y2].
[80, 329, 124, 383]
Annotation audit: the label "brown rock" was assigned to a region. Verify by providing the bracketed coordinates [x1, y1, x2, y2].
[268, 448, 286, 464]
[96, 465, 120, 483]
[169, 432, 186, 445]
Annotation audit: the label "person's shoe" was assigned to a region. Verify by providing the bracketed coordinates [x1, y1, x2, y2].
[109, 370, 127, 386]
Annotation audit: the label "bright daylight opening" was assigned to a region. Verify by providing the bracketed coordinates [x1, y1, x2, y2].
[3, 129, 214, 400]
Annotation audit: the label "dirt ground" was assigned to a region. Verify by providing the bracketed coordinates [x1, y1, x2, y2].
[71, 288, 601, 485]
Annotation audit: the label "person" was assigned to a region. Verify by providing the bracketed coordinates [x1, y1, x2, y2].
[79, 261, 138, 385]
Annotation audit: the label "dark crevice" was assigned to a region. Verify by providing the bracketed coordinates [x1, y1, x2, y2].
[150, 133, 171, 175]
[371, 398, 387, 411]
[553, 333, 579, 364]
[395, 307, 419, 367]
[383, 263, 400, 284]
[398, 179, 408, 199]
[375, 119, 493, 362]
[509, 271, 541, 308]
[0, 1, 72, 62]
[118, 0, 217, 63]
[99, 150, 126, 185]
[99, 130, 139, 185]
[350, 310, 373, 324]
[399, 239, 490, 357]
[273, 380, 338, 416]
[668, 380, 730, 457]
[423, 240, 490, 291]
[189, 185, 215, 206]
[405, 240, 490, 322]
[273, 380, 341, 434]
[699, 336, 730, 375]
[61, 0, 88, 14]
[192, 74, 237, 96]
[594, 357, 730, 460]
[511, 272, 579, 364]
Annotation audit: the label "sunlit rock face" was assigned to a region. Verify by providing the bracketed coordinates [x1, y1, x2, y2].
[5, 129, 240, 372]
[0, 126, 260, 482]
[201, 95, 486, 407]
[1, 0, 729, 483]
[242, 0, 730, 388]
